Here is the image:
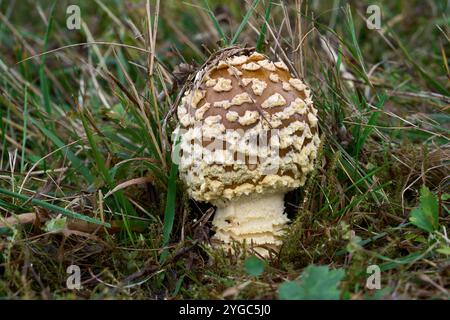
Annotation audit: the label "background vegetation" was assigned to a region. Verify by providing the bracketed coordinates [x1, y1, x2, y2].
[0, 0, 448, 299]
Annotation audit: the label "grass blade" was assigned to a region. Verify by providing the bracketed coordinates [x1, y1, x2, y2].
[201, 0, 228, 45]
[355, 92, 386, 157]
[160, 158, 178, 263]
[0, 103, 9, 167]
[39, 2, 56, 115]
[0, 187, 110, 227]
[231, 0, 261, 45]
[31, 118, 94, 185]
[20, 86, 29, 172]
[256, 0, 272, 52]
[344, 5, 369, 83]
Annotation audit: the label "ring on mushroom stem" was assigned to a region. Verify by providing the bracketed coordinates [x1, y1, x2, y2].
[174, 48, 320, 257]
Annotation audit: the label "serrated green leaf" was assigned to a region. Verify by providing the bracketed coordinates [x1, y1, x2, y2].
[409, 208, 434, 233]
[409, 185, 439, 233]
[420, 186, 439, 219]
[244, 255, 265, 277]
[278, 265, 345, 300]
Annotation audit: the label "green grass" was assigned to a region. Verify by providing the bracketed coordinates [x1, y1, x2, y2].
[0, 0, 449, 300]
[0, 187, 109, 227]
[230, 0, 261, 45]
[255, 0, 272, 52]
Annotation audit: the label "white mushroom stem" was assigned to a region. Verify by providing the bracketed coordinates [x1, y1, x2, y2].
[212, 192, 290, 253]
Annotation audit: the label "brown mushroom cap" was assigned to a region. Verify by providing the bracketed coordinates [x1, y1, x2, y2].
[176, 51, 320, 205]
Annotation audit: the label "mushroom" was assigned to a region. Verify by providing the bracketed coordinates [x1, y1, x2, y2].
[175, 50, 320, 255]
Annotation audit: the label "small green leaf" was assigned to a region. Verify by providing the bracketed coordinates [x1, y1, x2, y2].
[278, 281, 302, 299]
[278, 265, 345, 300]
[420, 186, 439, 219]
[0, 227, 12, 235]
[409, 185, 439, 233]
[404, 233, 427, 244]
[44, 217, 67, 233]
[436, 247, 450, 255]
[244, 255, 265, 277]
